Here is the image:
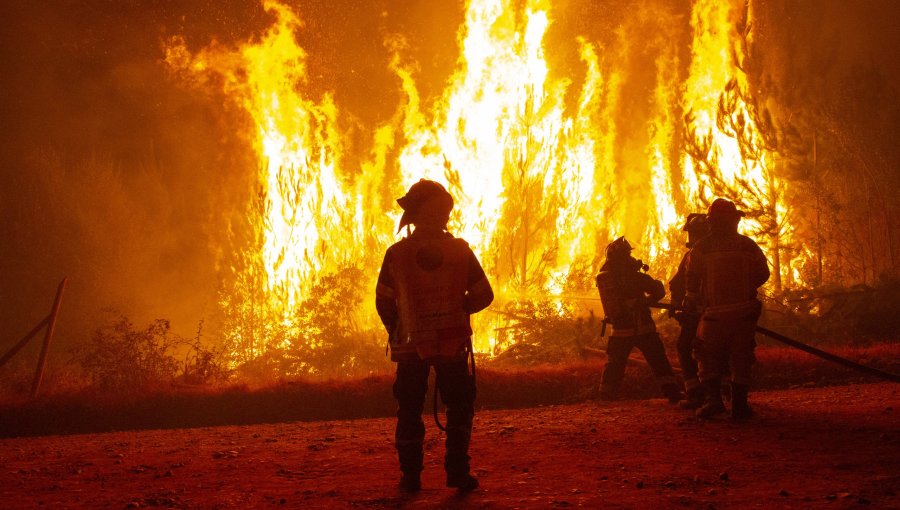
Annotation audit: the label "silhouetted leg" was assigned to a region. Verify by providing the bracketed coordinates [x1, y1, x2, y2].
[435, 359, 477, 490]
[695, 319, 727, 384]
[600, 336, 633, 398]
[676, 317, 701, 390]
[729, 318, 758, 419]
[675, 317, 704, 408]
[695, 319, 728, 417]
[636, 333, 681, 402]
[394, 360, 429, 480]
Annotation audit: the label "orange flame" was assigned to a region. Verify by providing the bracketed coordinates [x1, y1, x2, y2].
[167, 0, 806, 358]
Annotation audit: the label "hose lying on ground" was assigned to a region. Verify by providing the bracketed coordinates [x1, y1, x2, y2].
[649, 302, 900, 383]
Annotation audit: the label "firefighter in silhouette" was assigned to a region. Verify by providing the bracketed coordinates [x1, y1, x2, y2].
[375, 179, 494, 493]
[596, 237, 682, 402]
[683, 198, 770, 419]
[669, 213, 710, 409]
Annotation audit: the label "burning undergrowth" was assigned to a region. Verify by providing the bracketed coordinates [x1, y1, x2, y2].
[4, 290, 895, 400]
[220, 266, 391, 380]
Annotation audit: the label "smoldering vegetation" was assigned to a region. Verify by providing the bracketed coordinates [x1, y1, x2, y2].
[0, 0, 899, 401]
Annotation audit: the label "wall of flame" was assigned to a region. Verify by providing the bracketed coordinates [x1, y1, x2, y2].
[166, 0, 805, 355]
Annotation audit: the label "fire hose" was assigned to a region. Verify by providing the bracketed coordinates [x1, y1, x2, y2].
[432, 338, 477, 432]
[648, 302, 900, 383]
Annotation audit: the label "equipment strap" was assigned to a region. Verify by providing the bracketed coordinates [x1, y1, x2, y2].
[431, 338, 477, 432]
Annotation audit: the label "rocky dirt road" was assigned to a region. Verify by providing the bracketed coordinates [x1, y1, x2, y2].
[0, 383, 897, 509]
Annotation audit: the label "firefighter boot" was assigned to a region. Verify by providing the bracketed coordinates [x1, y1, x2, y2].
[397, 441, 423, 493]
[678, 385, 705, 410]
[445, 425, 478, 491]
[399, 472, 421, 493]
[695, 379, 726, 418]
[730, 383, 754, 420]
[447, 471, 479, 492]
[662, 383, 684, 404]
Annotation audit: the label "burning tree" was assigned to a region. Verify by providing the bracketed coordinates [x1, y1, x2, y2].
[681, 6, 814, 296]
[165, 0, 842, 370]
[491, 86, 563, 293]
[683, 77, 797, 293]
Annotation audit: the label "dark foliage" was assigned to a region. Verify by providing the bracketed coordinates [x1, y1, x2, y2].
[72, 316, 181, 391]
[284, 266, 390, 377]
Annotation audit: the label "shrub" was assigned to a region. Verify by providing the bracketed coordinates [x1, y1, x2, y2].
[177, 320, 233, 385]
[491, 300, 603, 366]
[285, 266, 391, 377]
[73, 315, 180, 391]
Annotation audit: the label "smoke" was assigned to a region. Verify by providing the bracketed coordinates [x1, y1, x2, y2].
[0, 1, 269, 352]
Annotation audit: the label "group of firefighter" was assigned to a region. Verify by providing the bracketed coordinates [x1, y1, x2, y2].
[375, 179, 770, 493]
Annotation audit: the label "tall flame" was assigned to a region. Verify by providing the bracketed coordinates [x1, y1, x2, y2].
[682, 0, 797, 291]
[167, 0, 804, 359]
[167, 1, 374, 318]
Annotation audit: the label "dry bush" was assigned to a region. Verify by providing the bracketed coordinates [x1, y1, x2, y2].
[72, 315, 181, 391]
[220, 266, 392, 381]
[491, 300, 603, 366]
[0, 360, 38, 400]
[285, 267, 391, 378]
[176, 321, 233, 385]
[767, 281, 900, 344]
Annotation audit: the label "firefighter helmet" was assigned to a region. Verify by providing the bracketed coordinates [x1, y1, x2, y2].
[707, 198, 745, 218]
[605, 236, 633, 261]
[683, 213, 710, 248]
[682, 213, 709, 232]
[396, 179, 454, 232]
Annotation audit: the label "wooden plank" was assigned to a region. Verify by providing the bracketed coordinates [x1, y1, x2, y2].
[31, 278, 68, 397]
[0, 316, 50, 369]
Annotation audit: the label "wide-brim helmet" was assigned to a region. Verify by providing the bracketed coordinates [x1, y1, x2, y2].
[707, 198, 745, 219]
[682, 213, 708, 232]
[396, 179, 454, 232]
[605, 236, 633, 261]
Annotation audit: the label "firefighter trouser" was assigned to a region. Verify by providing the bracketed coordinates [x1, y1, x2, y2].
[601, 332, 677, 392]
[393, 358, 476, 476]
[676, 317, 701, 390]
[695, 315, 758, 386]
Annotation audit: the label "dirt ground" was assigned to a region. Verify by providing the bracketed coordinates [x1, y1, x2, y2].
[0, 383, 897, 509]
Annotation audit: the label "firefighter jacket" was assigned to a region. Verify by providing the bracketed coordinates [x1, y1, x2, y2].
[684, 232, 770, 320]
[375, 228, 493, 362]
[596, 261, 666, 337]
